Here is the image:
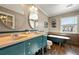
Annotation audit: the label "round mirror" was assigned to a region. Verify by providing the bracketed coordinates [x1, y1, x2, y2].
[28, 5, 38, 30]
[0, 11, 15, 29]
[29, 19, 38, 29]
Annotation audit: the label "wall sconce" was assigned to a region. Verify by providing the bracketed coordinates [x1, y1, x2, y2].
[0, 15, 7, 19]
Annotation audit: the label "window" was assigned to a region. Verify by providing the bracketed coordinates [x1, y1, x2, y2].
[60, 16, 77, 33]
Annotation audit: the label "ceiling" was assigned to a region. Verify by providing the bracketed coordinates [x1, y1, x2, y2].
[0, 4, 25, 15]
[37, 4, 79, 17]
[0, 4, 79, 17]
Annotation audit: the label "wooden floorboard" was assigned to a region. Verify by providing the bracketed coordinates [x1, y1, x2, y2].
[45, 43, 79, 55]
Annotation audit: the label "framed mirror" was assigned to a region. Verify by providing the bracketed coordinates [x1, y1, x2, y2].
[28, 5, 38, 30]
[0, 11, 15, 29]
[29, 19, 38, 29]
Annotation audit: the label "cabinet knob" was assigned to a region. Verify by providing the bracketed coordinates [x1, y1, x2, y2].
[28, 51, 31, 54]
[28, 43, 31, 45]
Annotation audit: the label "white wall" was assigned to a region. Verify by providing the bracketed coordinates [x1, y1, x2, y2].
[77, 15, 79, 33]
[38, 10, 48, 32]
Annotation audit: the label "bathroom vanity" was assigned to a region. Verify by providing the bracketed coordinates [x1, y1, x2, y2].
[0, 31, 47, 55]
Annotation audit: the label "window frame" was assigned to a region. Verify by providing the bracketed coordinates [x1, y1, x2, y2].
[60, 16, 78, 33]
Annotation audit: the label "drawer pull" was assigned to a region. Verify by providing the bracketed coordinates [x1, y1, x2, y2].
[28, 51, 31, 54]
[28, 43, 31, 45]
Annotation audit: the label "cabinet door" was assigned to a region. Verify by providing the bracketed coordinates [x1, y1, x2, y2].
[42, 35, 47, 48]
[0, 42, 25, 55]
[25, 36, 43, 55]
[25, 38, 39, 55]
[25, 39, 35, 55]
[30, 38, 39, 55]
[36, 36, 43, 49]
[25, 39, 32, 55]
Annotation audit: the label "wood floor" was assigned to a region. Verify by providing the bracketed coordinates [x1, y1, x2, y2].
[45, 43, 79, 55]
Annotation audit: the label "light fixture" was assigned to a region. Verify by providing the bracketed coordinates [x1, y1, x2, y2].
[0, 15, 7, 19]
[29, 5, 38, 20]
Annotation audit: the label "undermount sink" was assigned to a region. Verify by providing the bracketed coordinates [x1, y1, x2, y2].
[18, 34, 27, 37]
[11, 34, 28, 40]
[30, 32, 40, 34]
[59, 34, 67, 35]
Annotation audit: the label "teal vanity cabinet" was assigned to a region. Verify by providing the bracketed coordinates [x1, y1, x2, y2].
[25, 36, 43, 55]
[0, 42, 25, 55]
[0, 35, 47, 55]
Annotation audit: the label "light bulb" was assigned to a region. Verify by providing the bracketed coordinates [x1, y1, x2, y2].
[31, 6, 35, 9]
[0, 16, 3, 19]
